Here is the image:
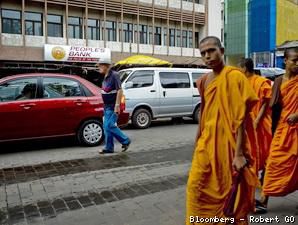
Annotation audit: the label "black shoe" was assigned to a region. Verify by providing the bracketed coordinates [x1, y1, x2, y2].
[99, 149, 114, 154]
[255, 199, 268, 214]
[122, 140, 131, 152]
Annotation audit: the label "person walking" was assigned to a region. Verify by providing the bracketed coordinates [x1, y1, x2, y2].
[257, 47, 298, 213]
[238, 58, 273, 214]
[186, 36, 259, 225]
[97, 58, 131, 154]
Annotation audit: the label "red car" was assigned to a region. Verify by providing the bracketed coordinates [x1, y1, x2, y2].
[0, 73, 129, 146]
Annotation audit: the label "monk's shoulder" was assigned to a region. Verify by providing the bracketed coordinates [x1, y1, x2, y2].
[254, 75, 272, 86]
[227, 69, 247, 83]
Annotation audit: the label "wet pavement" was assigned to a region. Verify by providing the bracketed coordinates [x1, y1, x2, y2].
[0, 122, 297, 225]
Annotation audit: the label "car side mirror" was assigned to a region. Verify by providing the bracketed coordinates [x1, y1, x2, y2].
[124, 81, 133, 89]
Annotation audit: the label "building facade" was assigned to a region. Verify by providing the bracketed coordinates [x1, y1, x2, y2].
[224, 0, 248, 66]
[224, 0, 298, 67]
[0, 0, 221, 76]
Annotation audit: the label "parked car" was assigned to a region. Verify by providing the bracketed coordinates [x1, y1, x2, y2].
[254, 67, 285, 81]
[119, 67, 211, 129]
[0, 73, 129, 146]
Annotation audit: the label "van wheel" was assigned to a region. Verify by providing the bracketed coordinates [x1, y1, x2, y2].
[132, 108, 152, 129]
[193, 106, 200, 123]
[77, 119, 104, 146]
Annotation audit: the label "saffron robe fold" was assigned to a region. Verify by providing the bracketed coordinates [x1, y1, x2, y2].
[263, 76, 298, 196]
[246, 75, 272, 172]
[186, 66, 259, 225]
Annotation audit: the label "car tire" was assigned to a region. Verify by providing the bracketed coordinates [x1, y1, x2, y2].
[193, 105, 200, 123]
[132, 108, 152, 129]
[77, 119, 104, 146]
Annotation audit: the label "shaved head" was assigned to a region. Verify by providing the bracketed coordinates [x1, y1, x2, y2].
[199, 36, 223, 49]
[284, 47, 298, 59]
[284, 47, 298, 75]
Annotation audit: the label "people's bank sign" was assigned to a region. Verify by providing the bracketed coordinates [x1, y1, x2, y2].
[44, 44, 111, 62]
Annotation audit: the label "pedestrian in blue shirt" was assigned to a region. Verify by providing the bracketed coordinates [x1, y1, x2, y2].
[97, 58, 131, 154]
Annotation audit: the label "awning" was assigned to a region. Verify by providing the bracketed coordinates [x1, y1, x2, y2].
[115, 55, 172, 66]
[276, 40, 298, 50]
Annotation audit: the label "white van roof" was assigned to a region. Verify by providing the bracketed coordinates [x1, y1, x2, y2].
[119, 67, 211, 73]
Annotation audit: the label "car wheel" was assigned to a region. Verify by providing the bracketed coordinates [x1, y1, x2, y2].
[132, 108, 152, 129]
[77, 119, 104, 146]
[193, 106, 200, 123]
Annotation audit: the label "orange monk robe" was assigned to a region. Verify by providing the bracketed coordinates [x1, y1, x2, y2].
[246, 75, 272, 172]
[263, 76, 298, 196]
[186, 66, 259, 225]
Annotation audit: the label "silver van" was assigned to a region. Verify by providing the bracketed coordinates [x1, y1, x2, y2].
[119, 67, 211, 129]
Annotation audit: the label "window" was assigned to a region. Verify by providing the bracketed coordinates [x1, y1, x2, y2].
[176, 30, 181, 47]
[0, 78, 38, 102]
[192, 73, 204, 88]
[189, 31, 193, 48]
[25, 12, 42, 36]
[134, 24, 138, 43]
[68, 17, 82, 39]
[127, 71, 154, 88]
[149, 26, 153, 45]
[159, 72, 190, 88]
[154, 27, 161, 45]
[122, 23, 133, 43]
[182, 30, 188, 48]
[1, 9, 21, 34]
[42, 78, 83, 98]
[105, 21, 117, 41]
[184, 0, 200, 3]
[169, 28, 175, 47]
[163, 27, 168, 46]
[47, 14, 63, 37]
[119, 70, 132, 83]
[139, 24, 148, 44]
[195, 32, 199, 48]
[88, 19, 100, 40]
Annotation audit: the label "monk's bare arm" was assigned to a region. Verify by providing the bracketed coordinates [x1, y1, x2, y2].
[233, 122, 248, 171]
[254, 102, 268, 128]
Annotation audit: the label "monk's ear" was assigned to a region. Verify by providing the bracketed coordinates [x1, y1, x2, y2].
[220, 47, 225, 55]
[284, 57, 287, 65]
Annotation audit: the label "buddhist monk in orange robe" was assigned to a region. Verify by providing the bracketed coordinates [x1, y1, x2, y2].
[238, 58, 272, 173]
[186, 36, 259, 225]
[259, 47, 298, 210]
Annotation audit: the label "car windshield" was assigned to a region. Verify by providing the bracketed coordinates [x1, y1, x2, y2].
[119, 70, 132, 83]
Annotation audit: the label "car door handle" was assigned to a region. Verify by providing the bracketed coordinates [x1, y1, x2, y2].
[20, 103, 36, 109]
[163, 91, 166, 97]
[74, 100, 87, 105]
[150, 90, 156, 92]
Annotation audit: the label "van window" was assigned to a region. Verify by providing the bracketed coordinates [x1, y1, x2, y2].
[192, 73, 204, 88]
[119, 70, 132, 83]
[159, 72, 190, 88]
[127, 70, 154, 88]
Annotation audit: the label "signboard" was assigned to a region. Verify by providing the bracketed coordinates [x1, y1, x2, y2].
[44, 44, 111, 62]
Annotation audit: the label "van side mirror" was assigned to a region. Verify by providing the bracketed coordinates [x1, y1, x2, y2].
[124, 81, 133, 89]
